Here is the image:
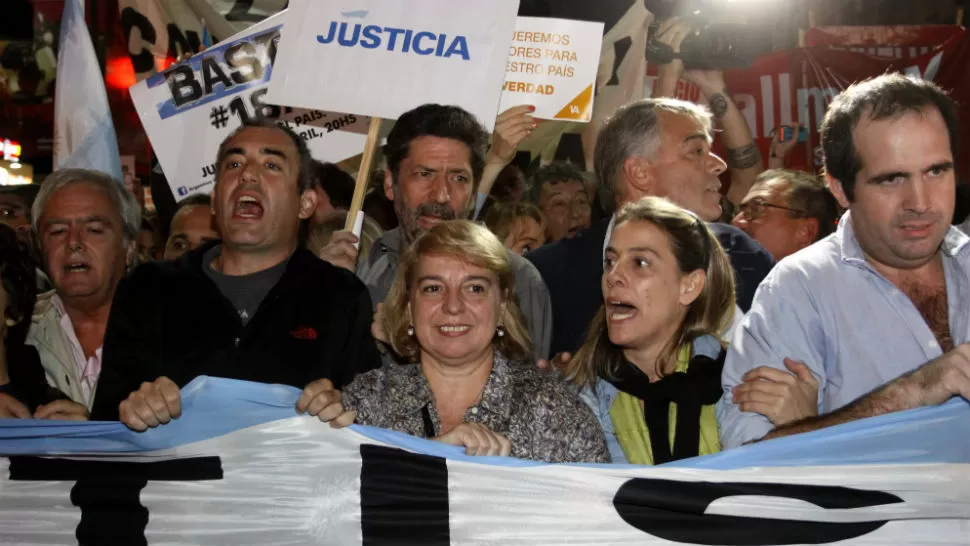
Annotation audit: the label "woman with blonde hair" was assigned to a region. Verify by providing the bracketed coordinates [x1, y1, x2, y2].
[298, 220, 609, 463]
[567, 197, 735, 465]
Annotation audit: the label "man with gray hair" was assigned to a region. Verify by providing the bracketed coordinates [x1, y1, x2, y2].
[528, 98, 774, 358]
[26, 168, 140, 414]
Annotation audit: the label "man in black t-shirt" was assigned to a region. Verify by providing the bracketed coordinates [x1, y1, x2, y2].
[91, 121, 381, 429]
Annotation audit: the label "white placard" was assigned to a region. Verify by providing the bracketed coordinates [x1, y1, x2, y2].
[130, 12, 371, 200]
[500, 17, 604, 123]
[265, 0, 520, 130]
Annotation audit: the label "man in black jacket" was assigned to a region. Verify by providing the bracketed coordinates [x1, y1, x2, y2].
[91, 121, 381, 428]
[527, 98, 775, 357]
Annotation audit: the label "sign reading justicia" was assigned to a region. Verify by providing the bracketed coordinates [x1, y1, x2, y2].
[266, 0, 520, 130]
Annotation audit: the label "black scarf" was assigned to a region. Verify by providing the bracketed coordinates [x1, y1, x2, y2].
[604, 346, 726, 464]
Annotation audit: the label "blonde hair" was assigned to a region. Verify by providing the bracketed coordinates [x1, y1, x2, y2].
[566, 197, 735, 389]
[383, 220, 533, 362]
[482, 202, 545, 243]
[305, 210, 383, 259]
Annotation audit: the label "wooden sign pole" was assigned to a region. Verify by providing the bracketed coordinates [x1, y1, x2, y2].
[344, 116, 384, 232]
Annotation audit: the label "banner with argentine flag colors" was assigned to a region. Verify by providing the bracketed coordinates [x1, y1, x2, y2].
[1, 376, 968, 545]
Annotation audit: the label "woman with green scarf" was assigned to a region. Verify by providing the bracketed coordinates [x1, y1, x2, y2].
[566, 197, 736, 465]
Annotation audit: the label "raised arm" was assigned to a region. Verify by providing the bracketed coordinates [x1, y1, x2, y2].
[686, 69, 764, 205]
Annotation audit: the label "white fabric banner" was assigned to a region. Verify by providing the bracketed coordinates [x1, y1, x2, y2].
[1, 418, 968, 545]
[118, 0, 288, 80]
[265, 0, 521, 130]
[500, 17, 605, 123]
[129, 13, 371, 200]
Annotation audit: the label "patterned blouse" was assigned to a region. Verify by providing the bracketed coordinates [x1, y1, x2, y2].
[341, 352, 611, 464]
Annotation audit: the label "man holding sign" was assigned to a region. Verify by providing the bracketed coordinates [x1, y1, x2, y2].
[92, 121, 381, 427]
[321, 105, 553, 360]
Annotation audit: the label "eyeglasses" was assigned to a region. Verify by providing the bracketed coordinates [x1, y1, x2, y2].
[737, 198, 807, 221]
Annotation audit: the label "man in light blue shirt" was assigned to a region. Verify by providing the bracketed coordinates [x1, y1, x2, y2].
[719, 73, 970, 449]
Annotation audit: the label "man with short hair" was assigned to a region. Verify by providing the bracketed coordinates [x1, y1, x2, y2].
[163, 194, 219, 260]
[320, 104, 553, 359]
[91, 120, 381, 428]
[310, 160, 355, 224]
[719, 74, 970, 448]
[530, 162, 592, 242]
[527, 98, 775, 358]
[731, 169, 840, 260]
[27, 168, 139, 413]
[0, 185, 38, 238]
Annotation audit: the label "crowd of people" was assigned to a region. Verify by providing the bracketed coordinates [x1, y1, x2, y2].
[0, 63, 968, 467]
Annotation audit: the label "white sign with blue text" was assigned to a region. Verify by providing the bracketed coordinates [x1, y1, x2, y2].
[265, 0, 521, 130]
[129, 11, 371, 200]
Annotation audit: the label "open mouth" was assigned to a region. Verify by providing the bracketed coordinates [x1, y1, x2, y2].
[567, 225, 584, 237]
[438, 324, 471, 336]
[64, 261, 92, 274]
[606, 299, 638, 322]
[234, 194, 264, 219]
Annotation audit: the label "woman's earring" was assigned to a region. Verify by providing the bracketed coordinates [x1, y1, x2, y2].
[496, 324, 506, 338]
[407, 325, 415, 337]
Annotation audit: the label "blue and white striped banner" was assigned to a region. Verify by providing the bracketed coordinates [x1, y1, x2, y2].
[1, 377, 968, 545]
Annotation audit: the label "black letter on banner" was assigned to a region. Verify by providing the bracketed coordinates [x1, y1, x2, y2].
[613, 478, 903, 545]
[606, 37, 632, 87]
[167, 24, 202, 61]
[9, 456, 223, 546]
[359, 445, 450, 546]
[225, 0, 264, 23]
[225, 42, 263, 85]
[120, 8, 156, 76]
[201, 56, 234, 96]
[166, 65, 203, 108]
[251, 29, 282, 66]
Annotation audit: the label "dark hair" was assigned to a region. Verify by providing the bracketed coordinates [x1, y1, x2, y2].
[173, 193, 212, 217]
[312, 161, 355, 209]
[757, 169, 840, 241]
[821, 73, 959, 201]
[0, 185, 40, 222]
[215, 119, 315, 193]
[0, 224, 37, 348]
[528, 162, 591, 204]
[383, 104, 489, 190]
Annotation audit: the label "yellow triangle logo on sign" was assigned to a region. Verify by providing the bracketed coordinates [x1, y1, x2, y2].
[554, 84, 594, 122]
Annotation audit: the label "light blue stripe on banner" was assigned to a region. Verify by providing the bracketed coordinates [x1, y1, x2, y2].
[0, 377, 967, 469]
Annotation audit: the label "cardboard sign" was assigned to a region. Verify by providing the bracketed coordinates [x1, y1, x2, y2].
[499, 17, 604, 122]
[129, 12, 371, 200]
[265, 0, 520, 130]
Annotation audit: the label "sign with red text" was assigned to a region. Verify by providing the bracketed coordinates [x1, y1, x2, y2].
[129, 12, 371, 200]
[265, 0, 520, 130]
[500, 17, 604, 123]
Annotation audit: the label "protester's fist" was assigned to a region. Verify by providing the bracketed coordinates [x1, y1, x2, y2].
[913, 343, 970, 407]
[371, 303, 389, 345]
[296, 378, 356, 428]
[655, 17, 692, 55]
[0, 392, 29, 419]
[684, 69, 727, 96]
[34, 399, 90, 421]
[119, 377, 182, 432]
[319, 231, 359, 272]
[537, 352, 572, 372]
[434, 422, 512, 457]
[770, 123, 801, 162]
[487, 106, 538, 165]
[733, 358, 818, 426]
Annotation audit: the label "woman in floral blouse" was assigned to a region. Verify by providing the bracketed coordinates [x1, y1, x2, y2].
[299, 220, 609, 463]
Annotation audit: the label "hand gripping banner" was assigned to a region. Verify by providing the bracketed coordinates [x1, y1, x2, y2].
[1, 377, 968, 545]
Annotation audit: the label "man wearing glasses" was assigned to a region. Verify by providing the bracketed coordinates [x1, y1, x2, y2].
[731, 169, 841, 261]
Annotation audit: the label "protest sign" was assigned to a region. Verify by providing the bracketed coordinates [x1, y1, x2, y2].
[265, 0, 520, 130]
[129, 12, 370, 200]
[500, 17, 605, 123]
